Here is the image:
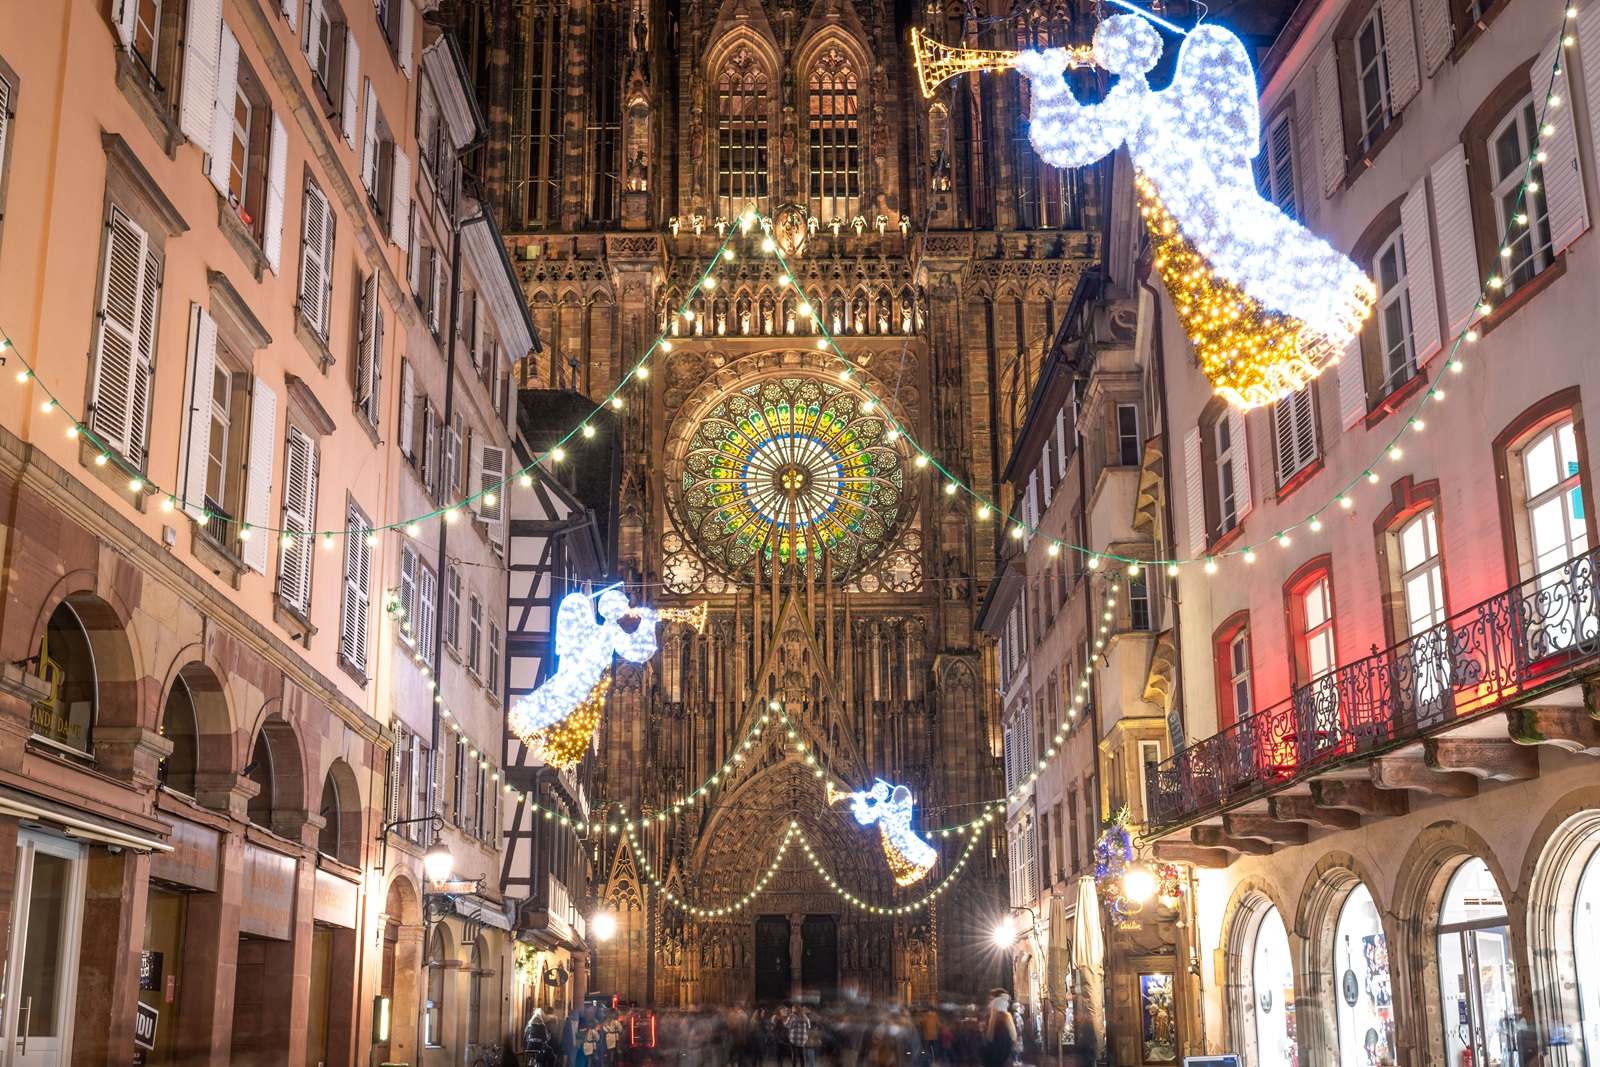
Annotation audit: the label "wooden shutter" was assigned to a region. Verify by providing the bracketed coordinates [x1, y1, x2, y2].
[279, 427, 317, 613]
[399, 0, 416, 77]
[303, 0, 324, 57]
[180, 305, 218, 521]
[1418, 0, 1453, 74]
[444, 417, 462, 499]
[1431, 145, 1482, 337]
[479, 445, 506, 521]
[388, 726, 406, 821]
[1004, 725, 1016, 793]
[341, 505, 372, 670]
[1583, 9, 1600, 239]
[90, 208, 159, 465]
[1338, 334, 1367, 428]
[355, 274, 380, 422]
[0, 73, 11, 182]
[430, 251, 444, 334]
[445, 565, 461, 648]
[1270, 114, 1297, 217]
[418, 565, 437, 658]
[1400, 176, 1442, 363]
[1182, 427, 1206, 555]
[1054, 410, 1067, 482]
[1315, 47, 1345, 196]
[263, 114, 289, 275]
[299, 184, 330, 335]
[399, 359, 416, 458]
[242, 378, 277, 574]
[340, 29, 361, 149]
[281, 0, 298, 32]
[180, 0, 224, 145]
[1275, 388, 1317, 484]
[116, 0, 139, 48]
[360, 79, 380, 193]
[1226, 411, 1252, 521]
[421, 405, 436, 491]
[390, 148, 411, 245]
[1536, 34, 1588, 254]
[400, 544, 418, 639]
[206, 27, 240, 196]
[1381, 0, 1420, 111]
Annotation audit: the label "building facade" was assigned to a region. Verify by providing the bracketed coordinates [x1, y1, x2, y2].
[1140, 0, 1600, 1062]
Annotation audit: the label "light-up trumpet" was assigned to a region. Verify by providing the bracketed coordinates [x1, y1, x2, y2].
[910, 26, 1093, 99]
[655, 602, 709, 634]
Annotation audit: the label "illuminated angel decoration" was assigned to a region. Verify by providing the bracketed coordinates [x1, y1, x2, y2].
[1015, 15, 1375, 407]
[830, 779, 939, 886]
[508, 590, 660, 767]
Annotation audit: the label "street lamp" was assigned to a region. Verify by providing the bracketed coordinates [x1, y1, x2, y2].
[423, 839, 454, 890]
[992, 915, 1018, 949]
[591, 910, 617, 942]
[1123, 864, 1157, 905]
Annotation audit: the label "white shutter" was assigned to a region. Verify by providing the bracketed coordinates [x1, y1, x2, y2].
[390, 148, 411, 244]
[1004, 725, 1016, 792]
[1536, 35, 1587, 254]
[419, 566, 438, 656]
[341, 29, 361, 148]
[1041, 446, 1054, 508]
[398, 0, 416, 77]
[1182, 427, 1206, 554]
[429, 252, 445, 333]
[90, 208, 158, 465]
[1431, 145, 1482, 337]
[303, 0, 324, 56]
[281, 0, 298, 32]
[263, 113, 289, 275]
[1380, 0, 1420, 111]
[207, 27, 240, 196]
[1583, 9, 1600, 242]
[1400, 176, 1442, 363]
[1227, 410, 1252, 518]
[299, 184, 330, 335]
[180, 305, 218, 521]
[408, 222, 423, 296]
[180, 0, 224, 145]
[1054, 410, 1067, 482]
[400, 545, 419, 638]
[1418, 0, 1452, 74]
[242, 378, 277, 574]
[279, 427, 317, 613]
[399, 360, 416, 458]
[341, 505, 371, 671]
[356, 274, 379, 419]
[1338, 334, 1367, 428]
[1268, 113, 1298, 218]
[444, 418, 461, 498]
[360, 80, 380, 193]
[1315, 47, 1345, 196]
[1275, 389, 1317, 484]
[116, 0, 139, 48]
[445, 566, 461, 648]
[478, 445, 506, 520]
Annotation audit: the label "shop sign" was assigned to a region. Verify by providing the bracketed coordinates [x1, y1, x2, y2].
[240, 845, 296, 940]
[313, 868, 360, 929]
[139, 951, 162, 991]
[149, 820, 219, 892]
[134, 1002, 158, 1051]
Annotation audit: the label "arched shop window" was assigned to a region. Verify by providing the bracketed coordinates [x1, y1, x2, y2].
[1333, 884, 1395, 1066]
[1252, 906, 1297, 1067]
[1438, 858, 1519, 1067]
[32, 602, 97, 754]
[1573, 853, 1600, 1064]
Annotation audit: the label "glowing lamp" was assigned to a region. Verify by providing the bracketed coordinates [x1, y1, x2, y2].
[1123, 865, 1157, 904]
[423, 840, 454, 889]
[993, 916, 1017, 949]
[592, 911, 618, 942]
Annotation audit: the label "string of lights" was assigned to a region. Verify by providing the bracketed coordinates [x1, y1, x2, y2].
[794, 820, 988, 915]
[625, 820, 798, 918]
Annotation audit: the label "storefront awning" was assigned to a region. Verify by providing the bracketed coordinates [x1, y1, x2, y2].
[0, 785, 172, 853]
[453, 894, 513, 931]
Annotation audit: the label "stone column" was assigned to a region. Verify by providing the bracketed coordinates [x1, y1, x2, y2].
[71, 847, 152, 1065]
[176, 828, 244, 1067]
[789, 913, 805, 998]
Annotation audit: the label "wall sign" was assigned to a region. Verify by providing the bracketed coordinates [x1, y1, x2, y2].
[240, 845, 296, 940]
[313, 868, 360, 929]
[134, 1002, 158, 1051]
[139, 951, 162, 991]
[149, 820, 219, 892]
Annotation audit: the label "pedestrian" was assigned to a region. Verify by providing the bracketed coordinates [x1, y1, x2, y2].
[787, 1005, 811, 1067]
[579, 1010, 601, 1067]
[920, 1007, 941, 1067]
[981, 991, 1016, 1067]
[605, 1009, 624, 1067]
[526, 1008, 556, 1067]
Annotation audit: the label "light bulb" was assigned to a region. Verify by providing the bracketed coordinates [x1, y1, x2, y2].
[914, 454, 928, 468]
[637, 365, 649, 379]
[483, 492, 497, 508]
[407, 523, 421, 536]
[128, 477, 143, 492]
[282, 533, 295, 549]
[612, 397, 623, 409]
[519, 473, 533, 487]
[944, 482, 957, 495]
[94, 453, 108, 466]
[703, 276, 716, 289]
[551, 448, 565, 462]
[762, 237, 776, 252]
[582, 424, 596, 438]
[1048, 543, 1060, 556]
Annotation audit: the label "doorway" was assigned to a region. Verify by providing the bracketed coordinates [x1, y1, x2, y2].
[801, 917, 837, 994]
[0, 831, 88, 1067]
[755, 916, 791, 1002]
[1438, 858, 1519, 1067]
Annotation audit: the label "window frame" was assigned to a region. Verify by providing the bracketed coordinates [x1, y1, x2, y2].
[805, 47, 861, 223]
[1285, 556, 1339, 687]
[1352, 6, 1393, 153]
[1486, 97, 1553, 295]
[714, 47, 771, 220]
[1493, 392, 1597, 584]
[1213, 612, 1254, 731]
[1116, 403, 1141, 467]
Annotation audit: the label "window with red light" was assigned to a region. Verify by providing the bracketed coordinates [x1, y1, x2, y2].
[1213, 614, 1254, 731]
[1285, 558, 1338, 688]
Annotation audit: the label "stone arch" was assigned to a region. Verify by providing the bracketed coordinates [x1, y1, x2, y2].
[27, 579, 142, 751]
[1218, 876, 1297, 1067]
[1387, 820, 1518, 1067]
[1291, 850, 1397, 1067]
[1518, 785, 1600, 1058]
[380, 875, 424, 1063]
[245, 710, 311, 836]
[156, 657, 234, 797]
[317, 757, 365, 867]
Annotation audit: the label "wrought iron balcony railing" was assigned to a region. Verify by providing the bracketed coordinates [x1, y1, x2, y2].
[1150, 547, 1600, 831]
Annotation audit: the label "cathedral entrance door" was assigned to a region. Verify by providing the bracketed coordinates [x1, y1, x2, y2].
[801, 916, 837, 993]
[755, 916, 792, 1002]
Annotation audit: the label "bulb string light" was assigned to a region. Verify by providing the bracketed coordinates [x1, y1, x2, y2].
[626, 820, 797, 917]
[794, 821, 987, 914]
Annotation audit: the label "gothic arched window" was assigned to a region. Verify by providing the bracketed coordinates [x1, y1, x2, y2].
[718, 49, 770, 220]
[808, 50, 860, 221]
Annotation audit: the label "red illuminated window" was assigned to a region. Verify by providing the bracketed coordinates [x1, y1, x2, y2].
[1213, 613, 1254, 731]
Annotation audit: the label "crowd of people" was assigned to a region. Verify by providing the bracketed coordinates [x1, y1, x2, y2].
[521, 990, 1093, 1067]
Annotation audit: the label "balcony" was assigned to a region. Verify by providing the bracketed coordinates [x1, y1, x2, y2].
[1151, 547, 1600, 832]
[522, 872, 585, 947]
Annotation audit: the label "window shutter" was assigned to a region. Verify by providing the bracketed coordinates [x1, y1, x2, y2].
[1380, 0, 1420, 111]
[1041, 444, 1054, 508]
[0, 75, 11, 182]
[388, 727, 405, 821]
[279, 427, 317, 613]
[1054, 410, 1067, 481]
[341, 28, 361, 148]
[263, 114, 289, 275]
[1536, 34, 1588, 254]
[430, 252, 445, 334]
[341, 505, 372, 670]
[399, 0, 416, 77]
[116, 0, 139, 48]
[1228, 410, 1252, 518]
[1431, 145, 1482, 337]
[445, 566, 461, 648]
[90, 208, 158, 465]
[418, 565, 437, 658]
[408, 222, 422, 296]
[1400, 176, 1442, 363]
[1315, 47, 1344, 197]
[180, 0, 224, 145]
[422, 406, 436, 491]
[479, 445, 506, 521]
[1269, 114, 1297, 218]
[206, 27, 240, 196]
[1275, 388, 1318, 483]
[399, 360, 416, 458]
[432, 746, 445, 817]
[242, 378, 277, 574]
[299, 184, 330, 336]
[390, 148, 411, 245]
[303, 0, 323, 57]
[180, 305, 218, 521]
[281, 0, 298, 32]
[1417, 0, 1452, 74]
[1004, 725, 1016, 792]
[1182, 427, 1205, 554]
[400, 544, 419, 639]
[1583, 10, 1600, 234]
[1338, 334, 1367, 428]
[356, 274, 380, 420]
[360, 80, 380, 193]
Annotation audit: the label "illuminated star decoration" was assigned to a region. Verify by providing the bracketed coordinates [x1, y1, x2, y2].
[831, 779, 939, 886]
[1014, 15, 1376, 408]
[508, 589, 660, 768]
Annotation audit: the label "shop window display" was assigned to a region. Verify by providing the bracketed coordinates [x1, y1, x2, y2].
[1333, 884, 1395, 1065]
[1253, 906, 1298, 1067]
[1573, 850, 1600, 1064]
[1438, 858, 1519, 1067]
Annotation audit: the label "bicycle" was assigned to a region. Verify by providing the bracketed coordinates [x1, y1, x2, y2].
[471, 1042, 506, 1067]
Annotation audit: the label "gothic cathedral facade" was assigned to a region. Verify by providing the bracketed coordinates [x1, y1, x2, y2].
[452, 0, 1097, 1003]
